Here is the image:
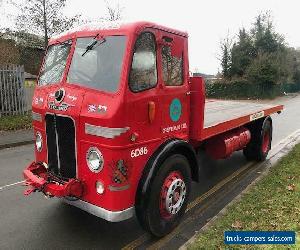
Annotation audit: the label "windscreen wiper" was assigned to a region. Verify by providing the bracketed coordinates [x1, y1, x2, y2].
[82, 34, 106, 57]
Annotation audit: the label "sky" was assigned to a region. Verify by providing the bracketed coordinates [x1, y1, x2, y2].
[1, 0, 300, 74]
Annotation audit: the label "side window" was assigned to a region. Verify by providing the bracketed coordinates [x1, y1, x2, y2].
[129, 32, 157, 92]
[162, 45, 183, 86]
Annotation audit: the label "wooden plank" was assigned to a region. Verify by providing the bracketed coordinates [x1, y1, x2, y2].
[20, 65, 26, 114]
[12, 65, 17, 115]
[3, 65, 9, 115]
[15, 65, 20, 115]
[0, 68, 3, 117]
[8, 64, 13, 115]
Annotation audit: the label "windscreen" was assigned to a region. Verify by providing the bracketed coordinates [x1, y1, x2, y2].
[67, 36, 126, 93]
[38, 41, 71, 85]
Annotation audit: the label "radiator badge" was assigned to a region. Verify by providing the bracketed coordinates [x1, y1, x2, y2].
[48, 101, 74, 111]
[55, 88, 65, 103]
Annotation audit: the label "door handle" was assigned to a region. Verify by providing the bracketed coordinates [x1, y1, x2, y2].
[186, 91, 191, 96]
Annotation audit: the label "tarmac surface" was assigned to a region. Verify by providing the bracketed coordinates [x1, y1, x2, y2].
[0, 129, 33, 149]
[0, 94, 300, 250]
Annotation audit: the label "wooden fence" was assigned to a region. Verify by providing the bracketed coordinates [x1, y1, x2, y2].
[0, 65, 27, 117]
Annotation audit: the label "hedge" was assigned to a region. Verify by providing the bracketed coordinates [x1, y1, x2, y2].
[205, 80, 300, 99]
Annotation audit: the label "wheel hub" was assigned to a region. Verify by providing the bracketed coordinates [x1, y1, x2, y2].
[262, 131, 270, 154]
[160, 171, 186, 218]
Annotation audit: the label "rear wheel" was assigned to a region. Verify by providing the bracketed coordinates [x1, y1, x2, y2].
[243, 118, 272, 161]
[136, 154, 191, 237]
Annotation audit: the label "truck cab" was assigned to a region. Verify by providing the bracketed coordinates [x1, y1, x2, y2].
[24, 21, 283, 237]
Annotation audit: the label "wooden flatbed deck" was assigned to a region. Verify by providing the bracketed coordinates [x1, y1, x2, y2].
[202, 100, 283, 140]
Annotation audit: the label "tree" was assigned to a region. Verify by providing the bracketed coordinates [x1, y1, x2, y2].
[1, 28, 44, 49]
[220, 11, 292, 86]
[286, 47, 300, 83]
[247, 12, 288, 86]
[230, 28, 255, 77]
[104, 0, 123, 21]
[12, 0, 81, 48]
[251, 12, 285, 55]
[0, 29, 45, 73]
[220, 36, 232, 79]
[0, 38, 20, 64]
[245, 53, 280, 87]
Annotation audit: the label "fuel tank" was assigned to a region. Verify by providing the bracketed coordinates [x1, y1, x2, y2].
[205, 127, 251, 159]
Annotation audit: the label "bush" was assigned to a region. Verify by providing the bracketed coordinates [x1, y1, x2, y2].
[205, 80, 300, 100]
[281, 82, 300, 93]
[0, 113, 32, 131]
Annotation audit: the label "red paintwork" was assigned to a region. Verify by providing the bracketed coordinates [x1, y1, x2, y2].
[24, 21, 284, 215]
[189, 77, 206, 143]
[205, 127, 251, 159]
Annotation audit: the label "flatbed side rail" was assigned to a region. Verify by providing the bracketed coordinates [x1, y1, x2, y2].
[201, 104, 283, 140]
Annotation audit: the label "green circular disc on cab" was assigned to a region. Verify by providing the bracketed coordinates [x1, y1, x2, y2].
[170, 98, 182, 122]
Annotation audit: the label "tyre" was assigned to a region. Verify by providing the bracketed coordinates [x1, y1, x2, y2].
[135, 154, 191, 237]
[243, 117, 272, 161]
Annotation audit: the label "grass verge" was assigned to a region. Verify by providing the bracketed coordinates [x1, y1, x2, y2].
[189, 144, 300, 249]
[0, 113, 32, 131]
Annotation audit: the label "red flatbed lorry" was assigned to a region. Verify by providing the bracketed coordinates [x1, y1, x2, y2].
[23, 21, 283, 236]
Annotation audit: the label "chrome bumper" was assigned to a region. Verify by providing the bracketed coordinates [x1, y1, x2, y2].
[63, 199, 135, 222]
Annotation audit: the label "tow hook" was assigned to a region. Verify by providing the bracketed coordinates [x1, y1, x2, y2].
[44, 192, 54, 199]
[23, 162, 84, 198]
[24, 187, 37, 196]
[23, 180, 39, 196]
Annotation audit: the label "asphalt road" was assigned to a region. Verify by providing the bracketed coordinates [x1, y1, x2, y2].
[0, 94, 300, 250]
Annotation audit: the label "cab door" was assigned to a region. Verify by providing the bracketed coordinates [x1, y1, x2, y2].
[156, 31, 190, 140]
[126, 29, 162, 143]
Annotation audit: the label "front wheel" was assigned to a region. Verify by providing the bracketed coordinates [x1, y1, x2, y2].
[136, 154, 191, 237]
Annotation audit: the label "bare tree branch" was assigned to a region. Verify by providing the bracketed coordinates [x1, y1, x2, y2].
[10, 0, 82, 48]
[104, 0, 123, 21]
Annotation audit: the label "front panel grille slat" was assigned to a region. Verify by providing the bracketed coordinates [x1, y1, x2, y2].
[45, 114, 76, 179]
[45, 115, 59, 175]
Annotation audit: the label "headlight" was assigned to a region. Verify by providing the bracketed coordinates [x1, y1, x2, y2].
[35, 132, 43, 152]
[86, 147, 104, 172]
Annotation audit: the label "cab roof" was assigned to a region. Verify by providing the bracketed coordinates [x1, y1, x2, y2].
[49, 21, 188, 44]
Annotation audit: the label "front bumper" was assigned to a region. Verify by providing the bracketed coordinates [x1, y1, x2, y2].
[23, 162, 134, 222]
[64, 199, 135, 222]
[23, 162, 83, 197]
